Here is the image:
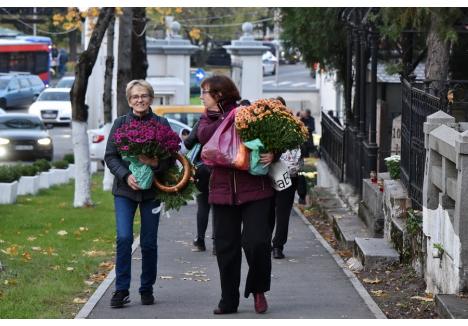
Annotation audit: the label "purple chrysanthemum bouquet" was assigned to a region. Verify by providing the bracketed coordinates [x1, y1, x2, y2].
[113, 119, 181, 190]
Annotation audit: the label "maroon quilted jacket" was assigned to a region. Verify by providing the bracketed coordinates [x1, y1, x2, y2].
[197, 103, 274, 205]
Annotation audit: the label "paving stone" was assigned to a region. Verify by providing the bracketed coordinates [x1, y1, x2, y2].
[333, 213, 370, 249]
[436, 294, 468, 319]
[354, 237, 399, 268]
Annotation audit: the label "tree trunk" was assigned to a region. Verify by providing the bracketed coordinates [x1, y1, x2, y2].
[131, 7, 148, 80]
[70, 7, 114, 207]
[68, 29, 78, 63]
[425, 13, 450, 97]
[102, 16, 116, 192]
[116, 8, 133, 117]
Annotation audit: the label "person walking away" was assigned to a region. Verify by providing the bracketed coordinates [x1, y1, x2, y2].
[269, 97, 305, 258]
[300, 109, 316, 157]
[270, 147, 303, 259]
[197, 75, 274, 315]
[184, 119, 215, 254]
[104, 80, 174, 308]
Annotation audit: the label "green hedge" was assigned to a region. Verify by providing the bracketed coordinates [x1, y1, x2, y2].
[15, 164, 39, 177]
[33, 159, 51, 172]
[0, 165, 21, 183]
[63, 153, 74, 164]
[52, 160, 69, 169]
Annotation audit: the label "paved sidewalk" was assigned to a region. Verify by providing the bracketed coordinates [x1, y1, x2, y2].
[79, 203, 384, 319]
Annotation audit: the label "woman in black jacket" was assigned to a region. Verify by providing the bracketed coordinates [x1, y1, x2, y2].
[104, 80, 174, 308]
[184, 120, 215, 254]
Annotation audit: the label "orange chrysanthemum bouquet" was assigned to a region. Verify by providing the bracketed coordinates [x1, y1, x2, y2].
[235, 98, 308, 153]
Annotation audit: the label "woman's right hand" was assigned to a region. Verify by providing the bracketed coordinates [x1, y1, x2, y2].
[127, 174, 141, 191]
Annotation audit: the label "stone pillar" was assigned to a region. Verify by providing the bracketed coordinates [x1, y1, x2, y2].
[146, 21, 198, 104]
[224, 22, 268, 101]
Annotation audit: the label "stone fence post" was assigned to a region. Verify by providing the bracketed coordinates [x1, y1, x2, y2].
[423, 110, 468, 294]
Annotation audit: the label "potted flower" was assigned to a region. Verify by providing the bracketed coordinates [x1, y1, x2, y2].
[384, 155, 401, 179]
[33, 159, 52, 189]
[16, 164, 40, 196]
[50, 160, 69, 185]
[0, 165, 21, 204]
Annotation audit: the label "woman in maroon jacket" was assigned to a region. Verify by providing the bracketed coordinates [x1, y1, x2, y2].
[197, 75, 275, 315]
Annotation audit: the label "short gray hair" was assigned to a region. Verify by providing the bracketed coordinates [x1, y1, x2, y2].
[126, 80, 155, 101]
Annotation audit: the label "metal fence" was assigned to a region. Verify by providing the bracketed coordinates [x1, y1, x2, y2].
[401, 78, 444, 210]
[320, 111, 345, 181]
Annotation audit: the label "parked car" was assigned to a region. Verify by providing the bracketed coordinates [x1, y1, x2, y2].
[206, 47, 231, 66]
[28, 88, 71, 125]
[0, 72, 45, 109]
[88, 118, 192, 163]
[55, 76, 74, 89]
[262, 51, 277, 76]
[152, 105, 204, 128]
[0, 113, 53, 161]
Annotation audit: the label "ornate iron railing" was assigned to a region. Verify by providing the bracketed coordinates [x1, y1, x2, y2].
[401, 78, 444, 210]
[320, 111, 345, 181]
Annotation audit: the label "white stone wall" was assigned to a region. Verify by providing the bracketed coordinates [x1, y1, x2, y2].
[423, 205, 461, 294]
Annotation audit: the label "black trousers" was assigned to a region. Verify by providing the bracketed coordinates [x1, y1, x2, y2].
[270, 176, 298, 250]
[296, 174, 307, 200]
[194, 165, 213, 241]
[213, 197, 273, 310]
[195, 191, 212, 240]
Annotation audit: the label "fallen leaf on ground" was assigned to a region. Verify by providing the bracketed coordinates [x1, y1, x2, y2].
[21, 252, 32, 261]
[82, 250, 106, 257]
[66, 267, 74, 271]
[50, 265, 60, 270]
[84, 280, 94, 286]
[92, 239, 100, 242]
[73, 298, 87, 304]
[1, 245, 18, 256]
[4, 279, 17, 286]
[99, 261, 114, 270]
[90, 273, 107, 282]
[363, 277, 382, 284]
[160, 276, 174, 280]
[371, 290, 386, 297]
[27, 236, 37, 241]
[57, 230, 68, 236]
[79, 227, 88, 232]
[411, 296, 434, 302]
[31, 247, 41, 251]
[0, 239, 4, 243]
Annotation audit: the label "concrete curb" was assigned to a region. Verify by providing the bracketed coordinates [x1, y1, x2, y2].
[293, 205, 387, 319]
[75, 236, 141, 319]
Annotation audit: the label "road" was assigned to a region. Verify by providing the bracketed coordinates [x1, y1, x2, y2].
[263, 63, 316, 90]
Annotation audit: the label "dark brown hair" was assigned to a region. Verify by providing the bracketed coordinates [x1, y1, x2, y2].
[200, 75, 241, 107]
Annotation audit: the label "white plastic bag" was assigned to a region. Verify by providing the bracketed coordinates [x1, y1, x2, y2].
[268, 160, 292, 191]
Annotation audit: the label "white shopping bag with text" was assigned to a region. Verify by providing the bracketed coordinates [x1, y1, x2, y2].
[268, 160, 292, 191]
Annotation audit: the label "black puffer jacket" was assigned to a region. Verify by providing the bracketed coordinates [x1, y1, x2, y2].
[104, 110, 174, 202]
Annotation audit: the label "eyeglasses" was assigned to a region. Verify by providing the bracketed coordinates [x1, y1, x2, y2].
[200, 89, 211, 95]
[130, 94, 150, 101]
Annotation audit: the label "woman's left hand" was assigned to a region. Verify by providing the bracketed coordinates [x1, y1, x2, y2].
[138, 155, 159, 168]
[260, 152, 274, 167]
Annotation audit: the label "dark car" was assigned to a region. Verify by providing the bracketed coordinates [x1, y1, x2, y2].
[0, 113, 53, 161]
[206, 47, 231, 66]
[0, 73, 45, 109]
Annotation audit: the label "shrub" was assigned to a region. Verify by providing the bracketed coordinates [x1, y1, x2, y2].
[15, 164, 39, 177]
[0, 165, 21, 183]
[33, 159, 52, 172]
[52, 160, 69, 169]
[384, 155, 400, 179]
[63, 153, 74, 164]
